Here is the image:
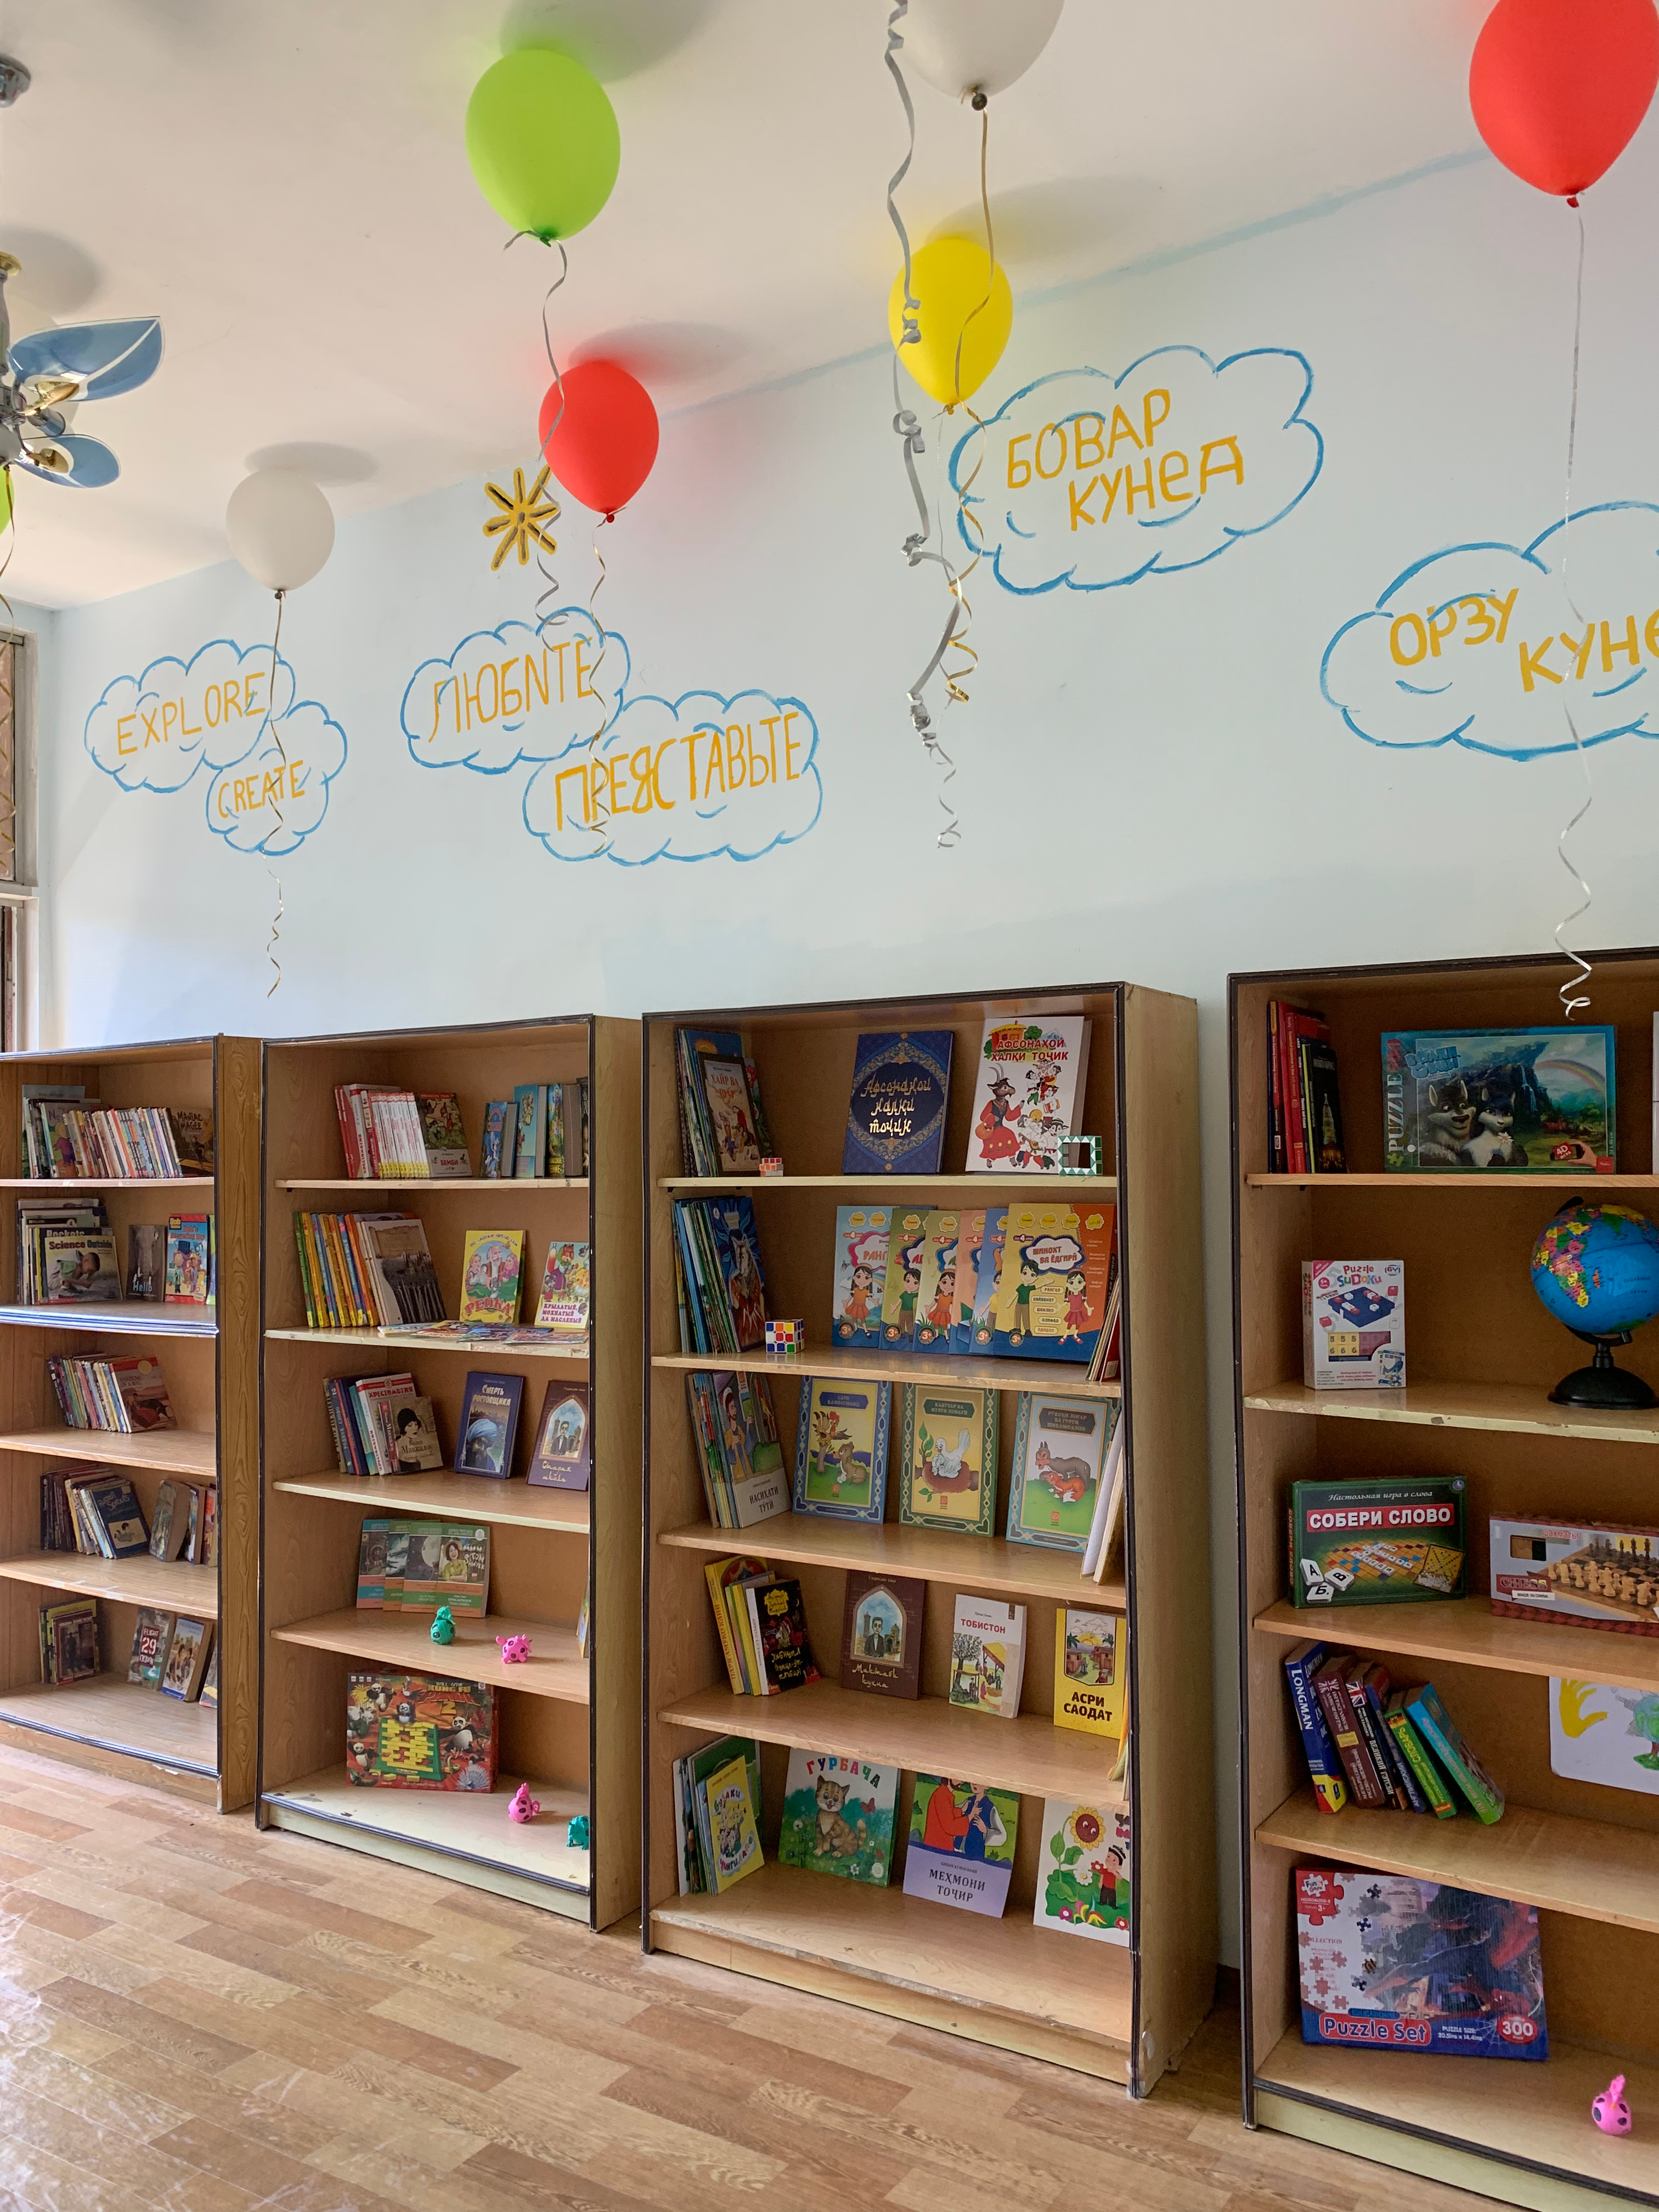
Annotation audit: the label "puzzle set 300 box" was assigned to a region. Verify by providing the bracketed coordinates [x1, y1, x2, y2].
[1289, 1477, 1466, 1608]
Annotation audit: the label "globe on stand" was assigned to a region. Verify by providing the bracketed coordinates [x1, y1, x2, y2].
[1531, 1199, 1659, 1410]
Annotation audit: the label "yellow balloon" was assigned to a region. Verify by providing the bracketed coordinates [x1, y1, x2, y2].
[889, 236, 1012, 407]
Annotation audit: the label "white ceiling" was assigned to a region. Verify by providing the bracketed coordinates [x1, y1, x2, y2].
[0, 0, 1487, 607]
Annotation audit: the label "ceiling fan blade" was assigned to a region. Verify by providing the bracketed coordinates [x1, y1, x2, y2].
[8, 317, 162, 401]
[15, 431, 120, 487]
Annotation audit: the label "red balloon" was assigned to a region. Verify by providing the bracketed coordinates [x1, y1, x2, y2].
[537, 360, 658, 517]
[1470, 0, 1659, 200]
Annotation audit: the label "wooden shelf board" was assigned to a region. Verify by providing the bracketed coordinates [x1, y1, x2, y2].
[0, 1426, 216, 1477]
[276, 1178, 589, 1192]
[271, 1607, 588, 1702]
[0, 1673, 216, 1774]
[262, 1767, 590, 1894]
[659, 1678, 1124, 1802]
[1247, 1171, 1659, 1189]
[651, 1860, 1131, 2047]
[264, 1327, 588, 1360]
[652, 1344, 1120, 1400]
[660, 1174, 1116, 1194]
[1256, 2030, 1659, 2204]
[0, 1302, 217, 1339]
[0, 1177, 215, 1190]
[0, 1550, 218, 1617]
[1254, 1595, 1659, 1698]
[659, 1515, 1125, 1606]
[1243, 1377, 1659, 1445]
[274, 1470, 591, 1534]
[1257, 1783, 1659, 1934]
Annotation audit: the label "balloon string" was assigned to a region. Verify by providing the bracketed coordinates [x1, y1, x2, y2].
[257, 587, 287, 997]
[583, 514, 615, 853]
[884, 3, 921, 351]
[938, 102, 996, 708]
[510, 235, 569, 638]
[891, 359, 964, 848]
[1554, 202, 1593, 1022]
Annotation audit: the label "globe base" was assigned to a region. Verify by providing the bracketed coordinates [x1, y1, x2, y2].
[1549, 1337, 1658, 1410]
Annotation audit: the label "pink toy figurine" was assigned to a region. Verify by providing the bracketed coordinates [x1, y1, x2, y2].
[507, 1783, 540, 1824]
[1593, 2075, 1633, 2136]
[495, 1632, 532, 1664]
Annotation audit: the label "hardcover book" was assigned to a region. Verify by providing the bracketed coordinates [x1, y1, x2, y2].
[793, 1376, 890, 1522]
[700, 1370, 786, 1526]
[1296, 1867, 1547, 2058]
[149, 1479, 189, 1562]
[127, 1606, 175, 1689]
[878, 1207, 929, 1346]
[700, 1057, 762, 1174]
[126, 1223, 165, 1301]
[1302, 1260, 1406, 1390]
[967, 1015, 1091, 1173]
[1289, 1475, 1466, 1606]
[512, 1085, 546, 1178]
[346, 1672, 498, 1790]
[1007, 1392, 1111, 1551]
[380, 1395, 443, 1472]
[533, 1240, 590, 1335]
[164, 1216, 211, 1304]
[744, 1577, 819, 1693]
[703, 1751, 763, 1891]
[480, 1102, 510, 1178]
[527, 1380, 591, 1489]
[831, 1205, 890, 1348]
[1053, 1608, 1126, 1738]
[904, 1776, 1019, 1916]
[415, 1093, 471, 1177]
[1381, 1025, 1615, 1173]
[778, 1750, 898, 1883]
[459, 1231, 526, 1327]
[912, 1210, 961, 1353]
[842, 1030, 953, 1176]
[454, 1370, 524, 1477]
[947, 1594, 1026, 1717]
[1034, 1799, 1131, 1944]
[160, 1617, 212, 1701]
[170, 1109, 215, 1175]
[897, 1384, 995, 1535]
[839, 1571, 925, 1700]
[83, 1475, 149, 1557]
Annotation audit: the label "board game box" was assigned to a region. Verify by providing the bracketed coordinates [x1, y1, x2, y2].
[1288, 1476, 1466, 1607]
[1381, 1025, 1615, 1173]
[1302, 1260, 1404, 1390]
[1296, 1866, 1548, 2059]
[1490, 1515, 1659, 1637]
[345, 1672, 498, 1790]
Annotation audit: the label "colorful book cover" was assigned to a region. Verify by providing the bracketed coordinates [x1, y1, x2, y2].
[1007, 1393, 1112, 1551]
[159, 1616, 211, 1700]
[778, 1750, 898, 1882]
[703, 1752, 763, 1891]
[947, 1595, 1026, 1717]
[41, 1229, 121, 1302]
[793, 1376, 890, 1522]
[1290, 1475, 1465, 1606]
[706, 1196, 768, 1351]
[841, 1030, 954, 1175]
[454, 1370, 524, 1477]
[170, 1108, 215, 1175]
[831, 1206, 890, 1349]
[709, 1369, 787, 1521]
[357, 1520, 388, 1608]
[952, 1210, 986, 1350]
[839, 1571, 925, 1700]
[912, 1210, 961, 1353]
[544, 1084, 565, 1176]
[346, 1673, 498, 1790]
[1296, 1867, 1547, 2058]
[163, 1217, 211, 1304]
[459, 1229, 526, 1326]
[746, 1577, 819, 1692]
[1053, 1609, 1126, 1737]
[701, 1057, 762, 1174]
[1034, 1799, 1132, 1944]
[903, 1776, 1019, 1916]
[962, 1204, 1008, 1351]
[379, 1396, 443, 1472]
[1549, 1675, 1659, 1796]
[534, 1240, 590, 1334]
[897, 1384, 995, 1535]
[1386, 1692, 1458, 1817]
[527, 1380, 591, 1489]
[1402, 1681, 1506, 1823]
[987, 1201, 1114, 1363]
[127, 1606, 174, 1688]
[480, 1102, 510, 1178]
[511, 1084, 546, 1178]
[415, 1093, 471, 1177]
[878, 1207, 929, 1346]
[1381, 1025, 1615, 1173]
[967, 1015, 1092, 1173]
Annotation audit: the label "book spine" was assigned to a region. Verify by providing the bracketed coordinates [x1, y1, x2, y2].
[1406, 1689, 1505, 1823]
[1268, 1001, 1284, 1173]
[1312, 1667, 1385, 1806]
[1345, 1669, 1407, 1808]
[704, 1566, 746, 1693]
[1283, 1645, 1348, 1813]
[322, 1380, 353, 1474]
[1386, 1703, 1457, 1818]
[1361, 1672, 1426, 1812]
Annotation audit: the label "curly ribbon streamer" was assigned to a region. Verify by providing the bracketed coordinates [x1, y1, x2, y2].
[884, 2, 921, 351]
[511, 235, 570, 640]
[252, 587, 289, 996]
[582, 512, 616, 854]
[1553, 204, 1594, 1020]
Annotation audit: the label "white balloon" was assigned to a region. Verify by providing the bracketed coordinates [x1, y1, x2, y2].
[225, 467, 335, 592]
[902, 0, 1064, 99]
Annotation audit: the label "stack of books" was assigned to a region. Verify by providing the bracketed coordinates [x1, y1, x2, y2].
[17, 1195, 121, 1304]
[128, 1609, 216, 1701]
[1284, 1640, 1504, 1820]
[672, 1196, 769, 1355]
[1267, 1000, 1346, 1175]
[21, 1086, 208, 1179]
[685, 1369, 786, 1529]
[672, 1733, 762, 1893]
[354, 1519, 490, 1616]
[324, 1372, 442, 1476]
[673, 1025, 772, 1177]
[48, 1353, 176, 1432]
[292, 1211, 444, 1330]
[479, 1081, 590, 1180]
[39, 1466, 149, 1558]
[335, 1086, 472, 1179]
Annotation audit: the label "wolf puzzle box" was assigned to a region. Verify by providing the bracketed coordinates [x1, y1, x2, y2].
[1381, 1026, 1615, 1173]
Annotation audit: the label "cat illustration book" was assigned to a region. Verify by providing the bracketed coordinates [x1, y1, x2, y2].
[831, 1206, 890, 1348]
[778, 1749, 898, 1883]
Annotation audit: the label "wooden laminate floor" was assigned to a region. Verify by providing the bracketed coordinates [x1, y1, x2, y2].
[0, 1738, 1483, 2212]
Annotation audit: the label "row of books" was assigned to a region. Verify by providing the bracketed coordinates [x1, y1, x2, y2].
[336, 1086, 469, 1179]
[41, 1466, 216, 1565]
[326, 1369, 592, 1489]
[456, 1232, 588, 1336]
[1267, 1001, 1346, 1175]
[354, 1520, 489, 1615]
[292, 1211, 444, 1330]
[128, 1607, 217, 1702]
[482, 1081, 590, 1180]
[21, 1082, 212, 1180]
[17, 1197, 213, 1308]
[672, 1195, 766, 1357]
[673, 1027, 774, 1177]
[48, 1353, 177, 1434]
[1284, 1639, 1504, 1821]
[672, 1731, 1132, 1942]
[324, 1372, 442, 1476]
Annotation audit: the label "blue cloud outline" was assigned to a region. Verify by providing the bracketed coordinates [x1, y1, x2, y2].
[400, 611, 632, 777]
[201, 697, 349, 856]
[84, 636, 297, 792]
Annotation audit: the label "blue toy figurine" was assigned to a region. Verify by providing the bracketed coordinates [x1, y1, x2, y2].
[567, 1813, 590, 1850]
[430, 1604, 456, 1646]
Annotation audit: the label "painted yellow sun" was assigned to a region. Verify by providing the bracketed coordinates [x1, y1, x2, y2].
[482, 465, 560, 571]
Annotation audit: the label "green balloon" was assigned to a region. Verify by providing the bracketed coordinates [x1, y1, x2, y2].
[465, 49, 619, 243]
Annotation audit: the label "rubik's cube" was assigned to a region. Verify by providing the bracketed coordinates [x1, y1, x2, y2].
[758, 1156, 785, 1177]
[765, 1318, 804, 1352]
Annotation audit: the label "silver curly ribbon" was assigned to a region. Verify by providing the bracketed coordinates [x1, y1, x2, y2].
[514, 236, 569, 639]
[1554, 204, 1594, 1020]
[257, 586, 288, 996]
[583, 513, 616, 855]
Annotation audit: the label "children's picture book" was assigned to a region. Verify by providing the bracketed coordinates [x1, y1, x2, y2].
[415, 1093, 471, 1177]
[693, 1370, 786, 1527]
[912, 1210, 961, 1353]
[744, 1576, 819, 1692]
[962, 1204, 1008, 1351]
[127, 1606, 175, 1689]
[512, 1084, 547, 1178]
[459, 1229, 526, 1326]
[1302, 1259, 1406, 1390]
[544, 1084, 566, 1176]
[148, 1480, 189, 1562]
[778, 1750, 898, 1883]
[42, 1229, 121, 1302]
[1382, 1025, 1615, 1173]
[1489, 1515, 1659, 1636]
[898, 1384, 995, 1535]
[454, 1370, 524, 1477]
[346, 1673, 498, 1790]
[1053, 1609, 1127, 1738]
[127, 1223, 165, 1301]
[480, 1101, 510, 1178]
[831, 1206, 890, 1349]
[163, 1216, 211, 1304]
[842, 1030, 954, 1176]
[703, 1750, 763, 1891]
[947, 1595, 1027, 1717]
[879, 1207, 929, 1346]
[170, 1108, 215, 1175]
[706, 1196, 768, 1350]
[1290, 1475, 1465, 1606]
[675, 1732, 761, 1891]
[793, 1376, 890, 1522]
[160, 1617, 212, 1701]
[1296, 1867, 1547, 2058]
[967, 1015, 1091, 1173]
[700, 1057, 762, 1174]
[527, 1380, 591, 1489]
[1034, 1799, 1132, 1944]
[1549, 1675, 1659, 1795]
[988, 1201, 1114, 1363]
[1007, 1392, 1111, 1551]
[839, 1571, 925, 1700]
[903, 1776, 1019, 1916]
[533, 1240, 590, 1335]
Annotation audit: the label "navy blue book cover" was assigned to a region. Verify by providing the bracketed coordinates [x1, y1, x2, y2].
[842, 1032, 954, 1176]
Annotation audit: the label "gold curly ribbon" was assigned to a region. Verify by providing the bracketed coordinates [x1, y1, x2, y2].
[1554, 204, 1594, 1021]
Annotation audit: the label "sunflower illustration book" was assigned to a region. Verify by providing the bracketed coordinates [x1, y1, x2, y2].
[1034, 1799, 1131, 1945]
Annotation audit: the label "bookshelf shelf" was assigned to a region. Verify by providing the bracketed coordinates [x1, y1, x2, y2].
[0, 1036, 258, 1813]
[645, 984, 1214, 2095]
[660, 1514, 1127, 1606]
[258, 1016, 641, 1929]
[651, 1344, 1122, 1400]
[0, 1549, 219, 1616]
[1233, 949, 1659, 2210]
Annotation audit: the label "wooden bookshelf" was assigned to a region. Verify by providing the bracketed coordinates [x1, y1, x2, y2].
[0, 1036, 257, 1810]
[257, 1017, 641, 1927]
[643, 983, 1215, 2092]
[1233, 950, 1659, 2209]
